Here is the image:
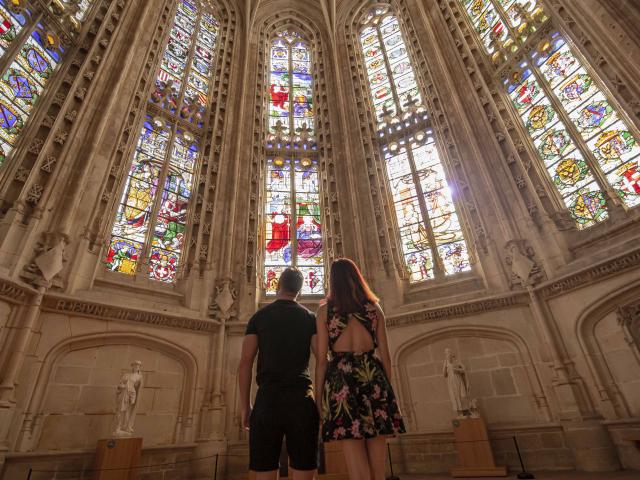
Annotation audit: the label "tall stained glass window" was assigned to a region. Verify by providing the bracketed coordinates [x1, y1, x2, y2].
[263, 30, 324, 295]
[0, 0, 92, 165]
[105, 1, 219, 282]
[359, 7, 471, 283]
[460, 0, 640, 228]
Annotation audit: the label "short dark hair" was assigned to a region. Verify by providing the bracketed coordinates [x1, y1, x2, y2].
[278, 267, 304, 294]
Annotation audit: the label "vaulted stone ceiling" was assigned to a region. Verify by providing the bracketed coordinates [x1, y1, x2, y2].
[235, 0, 367, 37]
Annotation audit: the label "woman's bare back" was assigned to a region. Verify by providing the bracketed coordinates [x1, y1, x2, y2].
[332, 312, 376, 353]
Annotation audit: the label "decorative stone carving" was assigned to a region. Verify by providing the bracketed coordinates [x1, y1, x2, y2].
[505, 239, 545, 287]
[113, 361, 144, 437]
[209, 278, 237, 321]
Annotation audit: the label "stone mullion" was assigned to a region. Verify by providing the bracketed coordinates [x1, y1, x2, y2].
[397, 0, 490, 262]
[314, 36, 341, 269]
[344, 20, 404, 275]
[190, 7, 234, 274]
[542, 0, 640, 123]
[245, 30, 267, 283]
[442, 0, 575, 235]
[86, 0, 174, 255]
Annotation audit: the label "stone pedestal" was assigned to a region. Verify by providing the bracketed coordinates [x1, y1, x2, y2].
[450, 417, 507, 477]
[93, 437, 142, 480]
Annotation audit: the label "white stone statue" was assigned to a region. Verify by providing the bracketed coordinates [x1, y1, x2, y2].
[443, 348, 478, 418]
[113, 360, 143, 437]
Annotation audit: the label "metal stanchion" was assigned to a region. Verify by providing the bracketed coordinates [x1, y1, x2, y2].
[512, 436, 534, 479]
[386, 443, 400, 480]
[213, 453, 219, 480]
[26, 468, 32, 480]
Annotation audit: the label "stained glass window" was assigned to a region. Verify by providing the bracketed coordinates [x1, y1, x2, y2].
[105, 1, 219, 282]
[460, 1, 640, 227]
[0, 0, 90, 165]
[360, 7, 471, 283]
[263, 30, 324, 295]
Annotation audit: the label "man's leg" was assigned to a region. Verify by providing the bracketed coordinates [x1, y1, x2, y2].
[250, 390, 284, 478]
[285, 393, 319, 477]
[290, 467, 315, 480]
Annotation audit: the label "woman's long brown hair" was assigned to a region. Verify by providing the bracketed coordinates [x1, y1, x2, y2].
[327, 258, 379, 314]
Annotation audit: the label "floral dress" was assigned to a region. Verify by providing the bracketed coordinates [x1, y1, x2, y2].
[321, 301, 406, 442]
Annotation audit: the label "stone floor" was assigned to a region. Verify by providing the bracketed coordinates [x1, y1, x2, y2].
[399, 472, 638, 479]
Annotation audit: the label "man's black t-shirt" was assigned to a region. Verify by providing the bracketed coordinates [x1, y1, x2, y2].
[245, 299, 316, 389]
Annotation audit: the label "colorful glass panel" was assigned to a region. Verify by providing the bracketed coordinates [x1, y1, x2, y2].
[361, 9, 470, 283]
[538, 38, 640, 208]
[264, 31, 324, 295]
[508, 69, 607, 227]
[360, 14, 423, 127]
[0, 27, 63, 165]
[107, 2, 218, 281]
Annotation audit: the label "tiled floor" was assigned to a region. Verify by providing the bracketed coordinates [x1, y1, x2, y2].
[399, 472, 639, 479]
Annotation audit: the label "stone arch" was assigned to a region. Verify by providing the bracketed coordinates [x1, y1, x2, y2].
[16, 331, 199, 452]
[394, 325, 551, 431]
[575, 279, 640, 419]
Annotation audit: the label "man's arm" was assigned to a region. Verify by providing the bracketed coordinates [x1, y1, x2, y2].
[238, 334, 258, 430]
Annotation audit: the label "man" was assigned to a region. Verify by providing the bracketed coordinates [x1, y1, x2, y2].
[238, 267, 319, 480]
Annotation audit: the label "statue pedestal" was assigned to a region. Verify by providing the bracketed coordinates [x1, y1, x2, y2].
[450, 417, 507, 477]
[93, 437, 142, 480]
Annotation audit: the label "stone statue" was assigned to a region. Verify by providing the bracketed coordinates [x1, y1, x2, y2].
[443, 349, 478, 418]
[113, 361, 143, 437]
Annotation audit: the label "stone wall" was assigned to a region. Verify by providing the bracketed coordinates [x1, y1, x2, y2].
[401, 336, 542, 430]
[37, 344, 185, 450]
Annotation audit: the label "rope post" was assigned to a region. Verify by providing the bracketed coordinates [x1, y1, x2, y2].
[386, 443, 400, 480]
[26, 468, 32, 480]
[512, 436, 535, 479]
[213, 453, 219, 480]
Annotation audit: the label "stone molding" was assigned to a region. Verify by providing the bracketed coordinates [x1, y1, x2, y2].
[540, 248, 640, 298]
[0, 278, 36, 304]
[386, 292, 528, 327]
[40, 295, 218, 332]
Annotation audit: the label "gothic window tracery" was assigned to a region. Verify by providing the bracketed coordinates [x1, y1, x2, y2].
[0, 0, 94, 166]
[263, 29, 324, 295]
[460, 0, 640, 228]
[359, 6, 471, 282]
[105, 0, 219, 283]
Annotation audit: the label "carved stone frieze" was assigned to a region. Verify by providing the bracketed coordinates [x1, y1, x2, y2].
[541, 248, 640, 298]
[42, 296, 216, 332]
[387, 293, 529, 328]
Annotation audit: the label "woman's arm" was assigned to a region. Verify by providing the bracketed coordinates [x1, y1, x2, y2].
[374, 303, 394, 383]
[314, 303, 329, 414]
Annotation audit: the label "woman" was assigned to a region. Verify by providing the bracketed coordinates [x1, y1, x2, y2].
[315, 258, 405, 479]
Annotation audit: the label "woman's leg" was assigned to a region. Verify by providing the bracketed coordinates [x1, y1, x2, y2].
[341, 439, 370, 480]
[364, 436, 388, 480]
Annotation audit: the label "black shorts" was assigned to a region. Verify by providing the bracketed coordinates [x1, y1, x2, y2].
[249, 386, 319, 472]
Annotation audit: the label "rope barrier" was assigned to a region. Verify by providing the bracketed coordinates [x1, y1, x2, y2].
[24, 435, 535, 478]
